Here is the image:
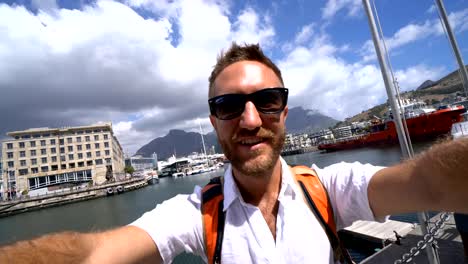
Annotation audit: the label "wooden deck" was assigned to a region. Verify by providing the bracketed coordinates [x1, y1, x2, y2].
[344, 213, 467, 263]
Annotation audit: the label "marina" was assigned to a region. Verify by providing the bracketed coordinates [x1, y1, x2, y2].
[1, 143, 466, 263]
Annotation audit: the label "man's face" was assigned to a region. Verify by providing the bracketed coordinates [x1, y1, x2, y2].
[209, 61, 288, 177]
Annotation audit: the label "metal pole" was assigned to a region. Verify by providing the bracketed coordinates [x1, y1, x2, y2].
[435, 0, 468, 96]
[361, 0, 411, 159]
[361, 1, 440, 263]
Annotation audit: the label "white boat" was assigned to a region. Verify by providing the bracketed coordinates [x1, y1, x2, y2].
[172, 172, 185, 178]
[451, 112, 468, 139]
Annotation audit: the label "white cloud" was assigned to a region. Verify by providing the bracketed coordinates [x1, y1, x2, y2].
[0, 0, 275, 155]
[279, 36, 445, 120]
[360, 8, 468, 62]
[322, 0, 361, 20]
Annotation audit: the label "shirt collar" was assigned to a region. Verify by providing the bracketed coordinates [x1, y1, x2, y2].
[223, 157, 300, 211]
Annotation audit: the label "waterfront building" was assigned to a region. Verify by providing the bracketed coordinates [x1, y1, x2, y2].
[125, 153, 158, 171]
[1, 122, 124, 198]
[332, 125, 353, 139]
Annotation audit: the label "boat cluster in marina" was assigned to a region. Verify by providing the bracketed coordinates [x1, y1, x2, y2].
[158, 153, 225, 178]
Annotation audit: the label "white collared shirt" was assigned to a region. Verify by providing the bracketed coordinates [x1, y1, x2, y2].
[131, 158, 384, 263]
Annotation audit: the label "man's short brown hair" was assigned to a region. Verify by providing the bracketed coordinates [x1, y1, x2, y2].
[208, 42, 284, 99]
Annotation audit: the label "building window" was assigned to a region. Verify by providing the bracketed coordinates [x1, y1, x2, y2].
[67, 137, 73, 143]
[86, 152, 92, 158]
[41, 157, 47, 164]
[94, 135, 99, 141]
[104, 134, 109, 140]
[7, 161, 14, 167]
[60, 147, 65, 154]
[7, 143, 13, 149]
[51, 148, 56, 154]
[7, 152, 13, 159]
[30, 141, 36, 147]
[86, 160, 93, 166]
[61, 156, 66, 162]
[30, 149, 36, 156]
[51, 165, 58, 171]
[19, 142, 25, 148]
[59, 139, 64, 145]
[61, 164, 67, 170]
[76, 137, 82, 142]
[20, 151, 26, 157]
[69, 163, 76, 169]
[31, 167, 39, 174]
[50, 139, 56, 145]
[41, 148, 47, 155]
[77, 153, 83, 159]
[31, 158, 37, 165]
[104, 142, 109, 148]
[95, 159, 103, 165]
[77, 145, 82, 151]
[96, 151, 101, 157]
[106, 158, 112, 165]
[40, 140, 46, 146]
[105, 150, 110, 156]
[85, 136, 90, 142]
[51, 156, 57, 162]
[19, 169, 28, 175]
[68, 154, 74, 160]
[86, 144, 91, 150]
[78, 162, 84, 167]
[68, 146, 73, 152]
[41, 166, 48, 172]
[77, 131, 83, 134]
[95, 143, 100, 148]
[20, 160, 27, 167]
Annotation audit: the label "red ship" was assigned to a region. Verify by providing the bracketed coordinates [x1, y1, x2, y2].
[318, 100, 467, 152]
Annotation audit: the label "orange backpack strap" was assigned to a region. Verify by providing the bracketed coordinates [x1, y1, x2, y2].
[201, 176, 225, 264]
[291, 165, 353, 264]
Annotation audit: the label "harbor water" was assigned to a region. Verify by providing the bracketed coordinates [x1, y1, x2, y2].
[0, 143, 438, 261]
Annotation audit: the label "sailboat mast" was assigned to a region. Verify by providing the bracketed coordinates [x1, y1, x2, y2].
[434, 0, 468, 96]
[199, 121, 208, 162]
[361, 1, 440, 263]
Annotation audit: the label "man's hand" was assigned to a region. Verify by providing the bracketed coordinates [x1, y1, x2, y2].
[0, 226, 162, 264]
[368, 138, 468, 218]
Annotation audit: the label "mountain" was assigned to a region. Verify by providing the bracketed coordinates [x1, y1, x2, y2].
[136, 107, 338, 160]
[285, 107, 338, 133]
[136, 129, 220, 160]
[417, 80, 435, 90]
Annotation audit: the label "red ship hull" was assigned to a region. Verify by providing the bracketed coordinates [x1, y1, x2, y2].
[318, 106, 466, 152]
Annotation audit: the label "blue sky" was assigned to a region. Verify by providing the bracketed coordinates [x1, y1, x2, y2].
[0, 0, 467, 154]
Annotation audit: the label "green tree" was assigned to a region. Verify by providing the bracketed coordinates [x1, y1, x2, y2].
[124, 166, 135, 176]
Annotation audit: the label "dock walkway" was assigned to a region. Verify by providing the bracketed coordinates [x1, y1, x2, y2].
[348, 213, 467, 263]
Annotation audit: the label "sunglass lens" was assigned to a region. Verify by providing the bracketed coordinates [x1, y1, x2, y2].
[214, 94, 244, 120]
[253, 89, 286, 113]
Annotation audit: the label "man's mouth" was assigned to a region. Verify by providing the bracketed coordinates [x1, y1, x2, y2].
[238, 138, 266, 146]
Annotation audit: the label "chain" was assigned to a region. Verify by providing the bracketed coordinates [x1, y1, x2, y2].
[393, 212, 451, 264]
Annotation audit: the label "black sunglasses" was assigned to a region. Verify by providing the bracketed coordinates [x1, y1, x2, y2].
[208, 88, 288, 120]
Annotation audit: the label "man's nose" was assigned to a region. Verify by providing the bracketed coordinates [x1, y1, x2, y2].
[239, 101, 262, 130]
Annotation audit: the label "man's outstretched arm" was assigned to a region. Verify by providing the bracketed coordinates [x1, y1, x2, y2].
[368, 138, 468, 219]
[0, 226, 162, 264]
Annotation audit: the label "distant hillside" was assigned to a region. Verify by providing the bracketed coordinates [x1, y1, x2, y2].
[344, 65, 468, 124]
[286, 106, 338, 133]
[136, 106, 338, 159]
[136, 129, 220, 160]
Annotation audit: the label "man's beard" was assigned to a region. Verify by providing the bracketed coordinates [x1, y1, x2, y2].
[219, 127, 285, 177]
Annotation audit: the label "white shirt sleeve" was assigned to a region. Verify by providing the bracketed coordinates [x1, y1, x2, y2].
[129, 186, 206, 264]
[312, 162, 386, 230]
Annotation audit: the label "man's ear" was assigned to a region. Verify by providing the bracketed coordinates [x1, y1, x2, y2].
[283, 106, 288, 121]
[209, 115, 218, 131]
